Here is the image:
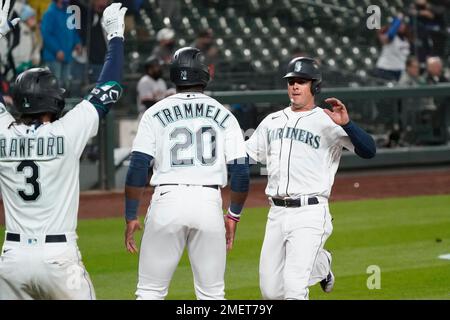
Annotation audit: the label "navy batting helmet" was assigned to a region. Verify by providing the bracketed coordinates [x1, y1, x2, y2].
[12, 68, 65, 117]
[169, 47, 210, 88]
[284, 57, 322, 95]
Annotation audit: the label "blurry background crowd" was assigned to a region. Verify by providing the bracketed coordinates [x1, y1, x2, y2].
[0, 0, 449, 152]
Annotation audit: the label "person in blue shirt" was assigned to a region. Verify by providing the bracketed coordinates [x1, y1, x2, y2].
[41, 0, 82, 89]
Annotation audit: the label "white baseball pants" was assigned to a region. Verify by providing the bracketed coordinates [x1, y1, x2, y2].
[259, 202, 333, 300]
[136, 185, 226, 300]
[0, 232, 95, 300]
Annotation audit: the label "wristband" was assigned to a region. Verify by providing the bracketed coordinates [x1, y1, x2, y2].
[226, 213, 240, 222]
[227, 207, 242, 222]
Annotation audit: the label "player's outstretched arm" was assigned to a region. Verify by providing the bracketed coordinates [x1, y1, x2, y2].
[124, 151, 153, 253]
[84, 2, 127, 118]
[324, 97, 376, 159]
[0, 0, 19, 104]
[225, 157, 250, 251]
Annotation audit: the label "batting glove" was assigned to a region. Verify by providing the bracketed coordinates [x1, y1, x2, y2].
[0, 0, 20, 40]
[102, 2, 127, 41]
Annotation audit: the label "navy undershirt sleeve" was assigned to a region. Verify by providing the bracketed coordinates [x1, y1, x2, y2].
[342, 121, 376, 159]
[126, 151, 153, 187]
[92, 38, 124, 118]
[97, 37, 124, 85]
[227, 157, 250, 193]
[125, 151, 153, 220]
[226, 157, 250, 216]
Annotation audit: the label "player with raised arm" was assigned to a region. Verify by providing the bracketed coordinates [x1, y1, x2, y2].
[0, 1, 126, 299]
[124, 47, 250, 300]
[246, 57, 376, 300]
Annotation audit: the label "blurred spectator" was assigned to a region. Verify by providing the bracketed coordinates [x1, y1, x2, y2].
[152, 27, 176, 81]
[191, 28, 219, 79]
[41, 0, 82, 88]
[409, 0, 449, 64]
[158, 0, 181, 27]
[375, 14, 412, 81]
[398, 56, 422, 142]
[419, 56, 449, 143]
[421, 56, 448, 84]
[152, 28, 176, 65]
[136, 56, 175, 114]
[398, 56, 421, 85]
[28, 0, 52, 21]
[75, 0, 110, 84]
[0, 72, 13, 107]
[385, 123, 402, 148]
[9, 5, 42, 74]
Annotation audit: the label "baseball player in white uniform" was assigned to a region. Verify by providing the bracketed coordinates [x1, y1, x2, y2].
[0, 1, 126, 299]
[124, 47, 250, 300]
[246, 57, 376, 300]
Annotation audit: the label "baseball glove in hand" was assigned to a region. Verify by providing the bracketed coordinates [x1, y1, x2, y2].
[102, 2, 127, 41]
[0, 0, 20, 40]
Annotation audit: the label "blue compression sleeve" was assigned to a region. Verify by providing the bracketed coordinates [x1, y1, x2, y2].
[227, 157, 250, 193]
[97, 37, 124, 85]
[226, 157, 250, 216]
[342, 121, 376, 159]
[125, 199, 139, 221]
[125, 151, 153, 220]
[88, 38, 124, 118]
[387, 17, 401, 41]
[126, 151, 153, 187]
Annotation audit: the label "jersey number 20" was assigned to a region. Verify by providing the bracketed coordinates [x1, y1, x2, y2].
[16, 160, 41, 201]
[170, 126, 217, 166]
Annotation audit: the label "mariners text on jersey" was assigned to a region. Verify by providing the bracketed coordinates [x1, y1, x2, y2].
[152, 103, 231, 128]
[268, 127, 321, 149]
[0, 136, 65, 159]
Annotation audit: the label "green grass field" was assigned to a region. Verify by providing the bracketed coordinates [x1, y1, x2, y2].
[1, 194, 449, 299]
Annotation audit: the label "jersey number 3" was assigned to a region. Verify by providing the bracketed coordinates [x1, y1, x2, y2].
[16, 160, 41, 201]
[170, 126, 217, 166]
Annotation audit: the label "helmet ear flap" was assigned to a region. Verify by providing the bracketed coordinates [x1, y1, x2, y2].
[311, 79, 322, 95]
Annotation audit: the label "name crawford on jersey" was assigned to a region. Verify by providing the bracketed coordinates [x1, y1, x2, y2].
[0, 136, 64, 159]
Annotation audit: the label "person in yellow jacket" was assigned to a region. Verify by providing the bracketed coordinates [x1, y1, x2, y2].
[27, 0, 51, 21]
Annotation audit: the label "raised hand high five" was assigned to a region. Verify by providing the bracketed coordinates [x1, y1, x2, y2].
[0, 0, 20, 40]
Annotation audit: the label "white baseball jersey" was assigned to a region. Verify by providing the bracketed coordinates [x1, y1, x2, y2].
[0, 100, 98, 235]
[133, 92, 246, 300]
[246, 106, 355, 199]
[132, 92, 247, 186]
[376, 35, 410, 71]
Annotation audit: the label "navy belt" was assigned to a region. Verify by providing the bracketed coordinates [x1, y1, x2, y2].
[271, 197, 319, 207]
[158, 184, 219, 190]
[6, 232, 67, 243]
